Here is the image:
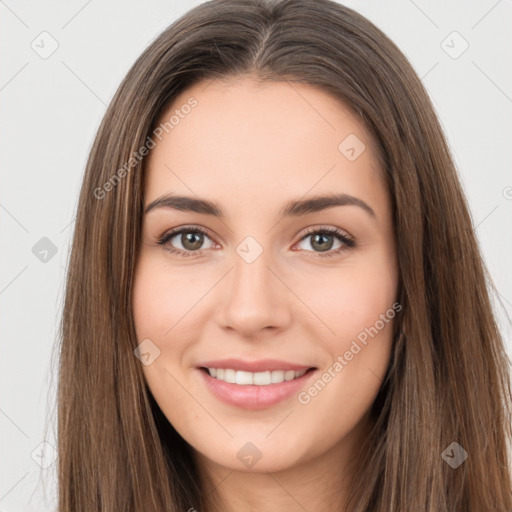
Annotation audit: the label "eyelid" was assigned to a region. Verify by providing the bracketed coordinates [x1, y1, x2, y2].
[157, 224, 355, 257]
[157, 224, 218, 247]
[291, 225, 355, 258]
[295, 224, 354, 244]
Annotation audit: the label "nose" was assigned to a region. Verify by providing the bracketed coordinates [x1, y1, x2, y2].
[216, 248, 292, 338]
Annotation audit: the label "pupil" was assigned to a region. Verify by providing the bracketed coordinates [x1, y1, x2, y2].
[179, 232, 335, 252]
[182, 232, 203, 250]
[312, 233, 333, 252]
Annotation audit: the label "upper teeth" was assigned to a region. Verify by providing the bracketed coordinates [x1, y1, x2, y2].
[207, 368, 308, 385]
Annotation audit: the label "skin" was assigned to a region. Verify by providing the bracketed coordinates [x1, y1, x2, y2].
[132, 76, 399, 512]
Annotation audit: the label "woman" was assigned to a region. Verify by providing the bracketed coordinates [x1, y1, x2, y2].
[57, 0, 512, 510]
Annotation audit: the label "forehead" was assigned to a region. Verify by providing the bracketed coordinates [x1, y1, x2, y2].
[144, 76, 387, 217]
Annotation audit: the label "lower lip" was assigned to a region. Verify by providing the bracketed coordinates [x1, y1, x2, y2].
[197, 368, 317, 410]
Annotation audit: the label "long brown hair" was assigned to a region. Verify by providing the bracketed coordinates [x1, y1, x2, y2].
[56, 0, 512, 509]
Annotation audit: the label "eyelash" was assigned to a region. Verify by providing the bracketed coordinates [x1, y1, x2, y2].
[156, 224, 356, 259]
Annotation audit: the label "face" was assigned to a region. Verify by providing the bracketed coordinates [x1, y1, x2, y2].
[132, 76, 398, 475]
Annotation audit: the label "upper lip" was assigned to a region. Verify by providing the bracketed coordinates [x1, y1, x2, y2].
[197, 358, 316, 372]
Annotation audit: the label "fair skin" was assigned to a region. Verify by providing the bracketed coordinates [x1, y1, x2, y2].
[132, 76, 398, 512]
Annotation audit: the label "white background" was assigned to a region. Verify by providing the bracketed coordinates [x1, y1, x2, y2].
[1, 0, 511, 509]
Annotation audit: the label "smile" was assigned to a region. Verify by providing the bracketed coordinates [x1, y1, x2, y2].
[202, 367, 309, 385]
[197, 365, 317, 410]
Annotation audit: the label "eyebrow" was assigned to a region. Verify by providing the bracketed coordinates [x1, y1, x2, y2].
[144, 193, 376, 220]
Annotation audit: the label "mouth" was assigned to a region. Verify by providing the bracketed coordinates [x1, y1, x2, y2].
[199, 367, 315, 385]
[196, 361, 318, 410]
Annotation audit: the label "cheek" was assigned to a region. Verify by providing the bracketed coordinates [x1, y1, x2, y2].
[292, 250, 397, 410]
[132, 254, 203, 341]
[295, 255, 398, 344]
[132, 257, 200, 433]
[311, 271, 395, 386]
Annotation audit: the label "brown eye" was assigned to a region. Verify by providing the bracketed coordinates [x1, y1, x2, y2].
[309, 233, 335, 252]
[157, 226, 216, 256]
[179, 231, 204, 251]
[295, 227, 355, 258]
